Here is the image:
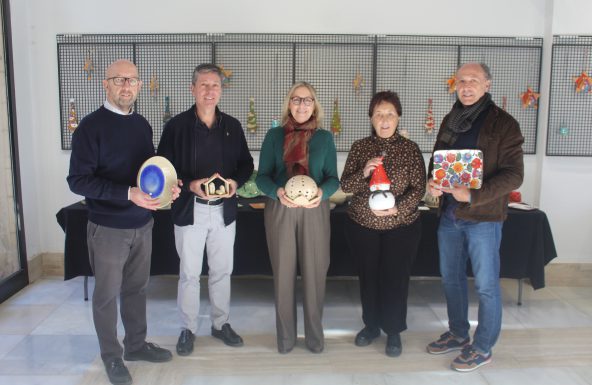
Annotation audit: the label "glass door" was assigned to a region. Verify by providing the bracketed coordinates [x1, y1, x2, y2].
[0, 0, 28, 303]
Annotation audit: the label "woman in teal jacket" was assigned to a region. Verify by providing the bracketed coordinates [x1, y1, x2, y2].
[256, 81, 339, 354]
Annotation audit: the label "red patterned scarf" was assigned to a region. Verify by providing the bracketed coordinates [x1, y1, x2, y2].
[283, 115, 317, 177]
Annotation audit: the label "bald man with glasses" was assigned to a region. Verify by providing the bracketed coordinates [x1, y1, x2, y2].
[68, 60, 177, 385]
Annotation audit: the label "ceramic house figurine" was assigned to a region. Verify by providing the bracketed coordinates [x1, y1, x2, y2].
[368, 161, 395, 211]
[202, 174, 230, 198]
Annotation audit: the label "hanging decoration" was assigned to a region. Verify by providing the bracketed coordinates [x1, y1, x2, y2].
[425, 98, 435, 134]
[271, 116, 280, 129]
[573, 72, 592, 94]
[353, 70, 364, 95]
[218, 65, 233, 88]
[446, 74, 457, 94]
[331, 97, 342, 135]
[83, 49, 94, 81]
[163, 96, 172, 123]
[246, 97, 258, 133]
[67, 98, 78, 132]
[502, 96, 507, 111]
[520, 87, 540, 109]
[149, 72, 159, 98]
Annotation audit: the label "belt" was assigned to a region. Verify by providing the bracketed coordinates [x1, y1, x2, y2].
[195, 196, 223, 206]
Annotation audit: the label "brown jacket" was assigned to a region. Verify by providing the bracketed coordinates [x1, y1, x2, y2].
[429, 102, 524, 222]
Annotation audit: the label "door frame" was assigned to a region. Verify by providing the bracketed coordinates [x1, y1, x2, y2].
[0, 0, 29, 304]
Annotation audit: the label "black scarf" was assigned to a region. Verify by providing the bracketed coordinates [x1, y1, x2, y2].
[440, 93, 492, 145]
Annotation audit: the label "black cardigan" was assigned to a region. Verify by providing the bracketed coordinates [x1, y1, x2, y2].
[157, 105, 254, 226]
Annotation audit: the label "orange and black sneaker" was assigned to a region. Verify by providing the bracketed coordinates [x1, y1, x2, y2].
[451, 345, 492, 372]
[426, 331, 470, 354]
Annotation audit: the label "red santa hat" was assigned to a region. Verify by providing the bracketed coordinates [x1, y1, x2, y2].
[369, 163, 391, 192]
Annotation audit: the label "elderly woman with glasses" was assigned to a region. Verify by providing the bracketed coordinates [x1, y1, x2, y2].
[256, 81, 339, 354]
[340, 91, 425, 357]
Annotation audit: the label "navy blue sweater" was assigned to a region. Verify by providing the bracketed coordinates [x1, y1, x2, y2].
[67, 106, 155, 229]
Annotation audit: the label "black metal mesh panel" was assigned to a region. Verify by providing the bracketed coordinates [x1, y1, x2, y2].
[547, 36, 592, 157]
[58, 43, 133, 149]
[376, 44, 458, 153]
[135, 43, 212, 148]
[57, 34, 542, 153]
[461, 45, 541, 154]
[215, 42, 293, 149]
[295, 42, 374, 151]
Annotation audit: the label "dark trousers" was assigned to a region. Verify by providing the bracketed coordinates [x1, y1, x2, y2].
[87, 218, 153, 362]
[345, 217, 421, 335]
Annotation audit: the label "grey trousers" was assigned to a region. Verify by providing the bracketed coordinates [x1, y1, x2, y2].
[174, 202, 236, 332]
[263, 198, 330, 352]
[87, 218, 153, 362]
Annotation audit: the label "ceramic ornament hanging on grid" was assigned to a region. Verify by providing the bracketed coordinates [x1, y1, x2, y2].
[67, 98, 78, 132]
[573, 72, 592, 94]
[425, 98, 435, 134]
[331, 97, 342, 135]
[520, 87, 540, 109]
[149, 72, 159, 98]
[83, 49, 94, 81]
[446, 74, 457, 94]
[246, 97, 258, 133]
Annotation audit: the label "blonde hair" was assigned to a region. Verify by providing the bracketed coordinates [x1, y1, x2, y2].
[280, 81, 324, 128]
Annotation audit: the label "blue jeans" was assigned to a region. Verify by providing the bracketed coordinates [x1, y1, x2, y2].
[437, 213, 503, 354]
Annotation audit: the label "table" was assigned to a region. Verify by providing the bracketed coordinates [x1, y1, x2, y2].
[57, 199, 558, 302]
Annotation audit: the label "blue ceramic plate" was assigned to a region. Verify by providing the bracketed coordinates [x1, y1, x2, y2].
[139, 165, 165, 198]
[136, 156, 178, 209]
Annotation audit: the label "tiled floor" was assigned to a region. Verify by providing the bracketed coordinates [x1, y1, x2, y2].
[0, 276, 591, 385]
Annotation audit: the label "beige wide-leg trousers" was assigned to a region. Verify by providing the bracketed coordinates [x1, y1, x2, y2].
[263, 198, 330, 353]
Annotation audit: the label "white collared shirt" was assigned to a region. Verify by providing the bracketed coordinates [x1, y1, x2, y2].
[104, 100, 132, 115]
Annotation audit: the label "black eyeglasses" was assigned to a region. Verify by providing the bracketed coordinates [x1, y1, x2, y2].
[106, 77, 140, 87]
[290, 96, 314, 106]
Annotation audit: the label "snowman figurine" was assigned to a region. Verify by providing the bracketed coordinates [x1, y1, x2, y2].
[368, 159, 395, 211]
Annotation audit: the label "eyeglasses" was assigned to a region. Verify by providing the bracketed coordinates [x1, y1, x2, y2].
[290, 96, 314, 106]
[372, 112, 398, 121]
[106, 77, 140, 87]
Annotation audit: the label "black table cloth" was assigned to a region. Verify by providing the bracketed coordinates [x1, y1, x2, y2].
[56, 198, 557, 290]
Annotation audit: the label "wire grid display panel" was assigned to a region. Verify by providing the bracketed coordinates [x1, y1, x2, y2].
[460, 46, 541, 154]
[58, 34, 542, 152]
[135, 43, 212, 147]
[58, 43, 133, 149]
[547, 36, 592, 156]
[376, 44, 458, 153]
[295, 43, 374, 151]
[215, 42, 293, 149]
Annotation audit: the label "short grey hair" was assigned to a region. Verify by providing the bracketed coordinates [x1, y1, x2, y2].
[192, 63, 223, 85]
[479, 63, 492, 80]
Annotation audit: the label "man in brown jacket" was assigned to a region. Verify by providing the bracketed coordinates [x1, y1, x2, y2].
[425, 62, 524, 372]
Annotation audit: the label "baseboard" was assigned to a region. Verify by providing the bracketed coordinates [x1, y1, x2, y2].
[27, 254, 592, 287]
[28, 253, 64, 281]
[544, 263, 592, 287]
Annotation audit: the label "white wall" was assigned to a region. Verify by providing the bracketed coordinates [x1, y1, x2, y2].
[7, 0, 591, 263]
